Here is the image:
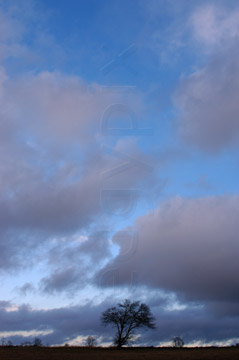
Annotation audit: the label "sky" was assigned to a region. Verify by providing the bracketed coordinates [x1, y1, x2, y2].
[0, 0, 239, 347]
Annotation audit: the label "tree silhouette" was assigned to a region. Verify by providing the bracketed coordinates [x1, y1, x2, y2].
[85, 335, 97, 347]
[172, 336, 184, 348]
[101, 299, 156, 348]
[32, 337, 42, 347]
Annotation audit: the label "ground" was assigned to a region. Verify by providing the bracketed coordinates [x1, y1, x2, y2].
[0, 347, 239, 360]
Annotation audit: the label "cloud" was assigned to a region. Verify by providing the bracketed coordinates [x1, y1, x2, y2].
[0, 6, 26, 61]
[0, 0, 67, 72]
[190, 3, 239, 48]
[174, 46, 239, 152]
[5, 71, 142, 145]
[0, 62, 152, 273]
[38, 232, 111, 294]
[172, 2, 239, 152]
[98, 195, 239, 308]
[0, 294, 239, 345]
[0, 0, 238, 347]
[18, 282, 35, 296]
[0, 0, 155, 278]
[0, 299, 118, 345]
[40, 267, 81, 294]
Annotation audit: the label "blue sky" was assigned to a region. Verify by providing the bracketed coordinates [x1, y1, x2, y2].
[0, 0, 239, 347]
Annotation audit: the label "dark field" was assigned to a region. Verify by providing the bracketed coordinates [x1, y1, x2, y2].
[0, 347, 239, 360]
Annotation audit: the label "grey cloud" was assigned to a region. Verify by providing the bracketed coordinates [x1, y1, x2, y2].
[0, 299, 113, 345]
[0, 230, 43, 271]
[79, 231, 111, 261]
[0, 300, 11, 309]
[0, 138, 151, 271]
[0, 3, 155, 277]
[0, 294, 239, 345]
[97, 195, 239, 308]
[146, 1, 239, 150]
[142, 304, 239, 345]
[174, 44, 239, 152]
[39, 231, 111, 294]
[18, 282, 35, 296]
[40, 267, 80, 294]
[0, 68, 152, 273]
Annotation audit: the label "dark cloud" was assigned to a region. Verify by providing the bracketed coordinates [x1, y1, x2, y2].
[0, 300, 11, 309]
[40, 268, 80, 294]
[0, 299, 115, 345]
[143, 304, 239, 345]
[38, 231, 112, 294]
[97, 196, 239, 308]
[0, 295, 239, 346]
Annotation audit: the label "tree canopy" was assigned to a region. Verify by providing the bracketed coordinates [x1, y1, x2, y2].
[101, 299, 156, 347]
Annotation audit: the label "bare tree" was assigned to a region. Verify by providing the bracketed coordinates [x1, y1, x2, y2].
[101, 299, 156, 348]
[172, 336, 184, 348]
[85, 335, 97, 347]
[32, 337, 42, 347]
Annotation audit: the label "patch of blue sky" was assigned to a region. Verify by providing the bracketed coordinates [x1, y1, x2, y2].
[159, 148, 239, 199]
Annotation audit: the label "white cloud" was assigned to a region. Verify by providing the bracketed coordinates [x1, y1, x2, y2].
[190, 3, 239, 48]
[0, 329, 53, 337]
